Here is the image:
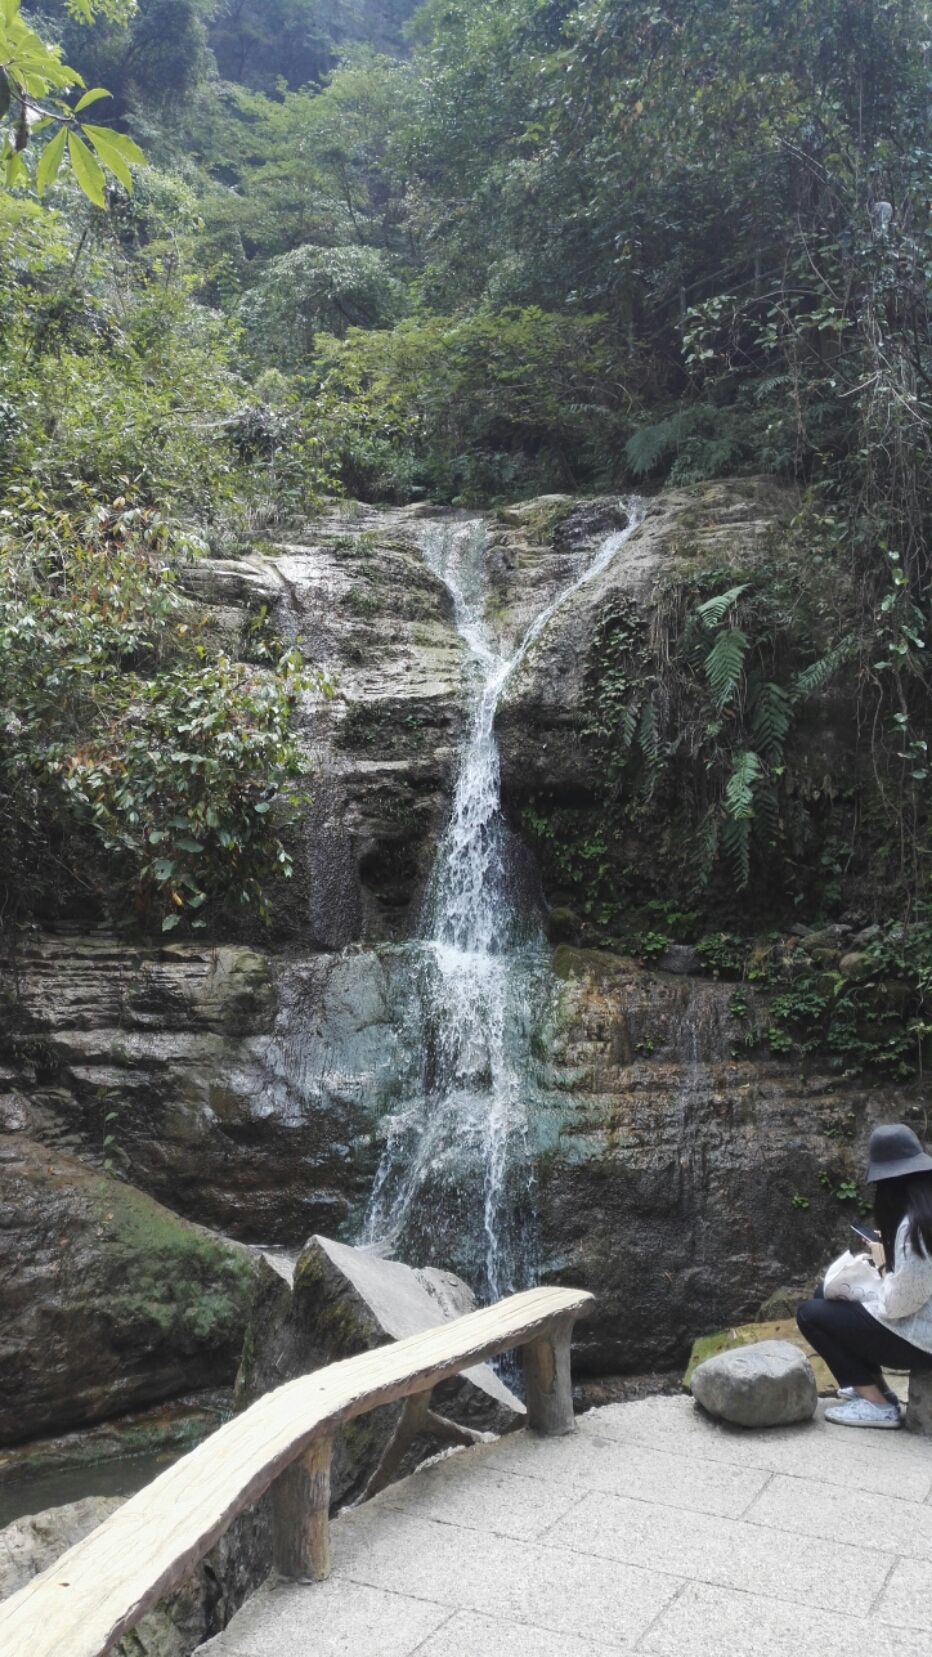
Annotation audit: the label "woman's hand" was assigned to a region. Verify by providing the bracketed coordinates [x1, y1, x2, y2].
[868, 1239, 886, 1271]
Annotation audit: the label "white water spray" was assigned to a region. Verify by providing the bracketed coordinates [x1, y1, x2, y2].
[364, 502, 643, 1298]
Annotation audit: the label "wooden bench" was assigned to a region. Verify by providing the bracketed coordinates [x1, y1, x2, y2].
[0, 1283, 594, 1657]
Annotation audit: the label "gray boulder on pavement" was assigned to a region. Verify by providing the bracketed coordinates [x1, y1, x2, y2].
[690, 1339, 817, 1427]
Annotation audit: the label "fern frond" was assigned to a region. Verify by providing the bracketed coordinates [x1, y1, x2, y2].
[693, 809, 720, 885]
[624, 415, 681, 477]
[705, 626, 748, 708]
[753, 374, 792, 404]
[750, 678, 792, 762]
[636, 699, 659, 763]
[754, 780, 781, 841]
[694, 584, 749, 629]
[791, 633, 857, 701]
[723, 748, 762, 819]
[722, 813, 752, 889]
[620, 699, 640, 752]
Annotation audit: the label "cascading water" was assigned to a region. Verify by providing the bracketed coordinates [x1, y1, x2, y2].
[363, 501, 643, 1300]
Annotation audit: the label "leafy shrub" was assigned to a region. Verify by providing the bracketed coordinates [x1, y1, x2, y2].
[0, 489, 327, 932]
[308, 305, 632, 501]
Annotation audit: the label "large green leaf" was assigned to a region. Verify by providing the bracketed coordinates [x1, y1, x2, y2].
[695, 585, 749, 629]
[67, 130, 106, 207]
[74, 87, 111, 112]
[35, 124, 66, 196]
[82, 123, 133, 191]
[83, 123, 144, 166]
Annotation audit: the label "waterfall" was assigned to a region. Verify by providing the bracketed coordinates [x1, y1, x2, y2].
[363, 501, 643, 1300]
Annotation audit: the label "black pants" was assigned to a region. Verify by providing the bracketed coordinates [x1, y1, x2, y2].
[797, 1284, 932, 1387]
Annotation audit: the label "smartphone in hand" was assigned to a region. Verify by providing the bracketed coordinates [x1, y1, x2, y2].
[851, 1219, 880, 1243]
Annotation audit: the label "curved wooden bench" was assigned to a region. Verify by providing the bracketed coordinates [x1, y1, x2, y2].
[0, 1283, 594, 1657]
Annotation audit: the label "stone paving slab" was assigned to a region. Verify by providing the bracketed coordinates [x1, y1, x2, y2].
[198, 1395, 932, 1657]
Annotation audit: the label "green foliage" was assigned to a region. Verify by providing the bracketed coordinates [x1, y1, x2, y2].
[759, 921, 932, 1079]
[0, 200, 330, 522]
[308, 306, 630, 501]
[579, 563, 856, 895]
[0, 0, 145, 204]
[0, 490, 329, 931]
[696, 933, 745, 979]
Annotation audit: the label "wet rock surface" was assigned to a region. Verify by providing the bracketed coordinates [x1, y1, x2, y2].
[0, 1392, 232, 1528]
[496, 478, 798, 811]
[0, 937, 387, 1240]
[4, 925, 899, 1391]
[535, 948, 901, 1373]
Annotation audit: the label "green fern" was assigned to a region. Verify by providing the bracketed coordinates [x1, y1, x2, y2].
[724, 748, 762, 819]
[754, 778, 781, 841]
[750, 678, 792, 761]
[752, 373, 792, 404]
[722, 814, 752, 889]
[624, 415, 681, 477]
[620, 699, 641, 751]
[717, 752, 764, 887]
[705, 626, 748, 708]
[693, 809, 720, 885]
[791, 634, 857, 700]
[636, 699, 659, 763]
[694, 584, 749, 629]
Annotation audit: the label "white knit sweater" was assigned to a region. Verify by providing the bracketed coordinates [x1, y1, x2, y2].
[848, 1218, 932, 1355]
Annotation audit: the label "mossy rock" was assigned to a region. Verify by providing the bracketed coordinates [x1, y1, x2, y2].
[551, 944, 638, 982]
[0, 1138, 257, 1444]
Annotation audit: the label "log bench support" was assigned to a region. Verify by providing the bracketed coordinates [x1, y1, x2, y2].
[523, 1313, 575, 1436]
[361, 1388, 486, 1505]
[272, 1435, 333, 1581]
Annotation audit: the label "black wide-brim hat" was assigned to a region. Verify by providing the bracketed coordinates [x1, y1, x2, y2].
[866, 1123, 932, 1182]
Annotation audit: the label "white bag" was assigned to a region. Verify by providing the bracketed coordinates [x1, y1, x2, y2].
[823, 1249, 879, 1302]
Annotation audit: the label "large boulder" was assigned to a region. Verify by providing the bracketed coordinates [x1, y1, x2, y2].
[236, 1235, 525, 1505]
[690, 1339, 818, 1426]
[0, 1138, 256, 1443]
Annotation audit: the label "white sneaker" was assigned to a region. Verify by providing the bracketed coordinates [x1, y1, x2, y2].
[837, 1384, 899, 1405]
[824, 1396, 901, 1429]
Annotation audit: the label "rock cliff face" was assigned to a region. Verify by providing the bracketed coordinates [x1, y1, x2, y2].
[0, 1134, 255, 1442]
[0, 484, 917, 1442]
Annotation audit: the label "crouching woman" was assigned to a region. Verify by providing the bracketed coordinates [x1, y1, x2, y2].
[797, 1124, 932, 1429]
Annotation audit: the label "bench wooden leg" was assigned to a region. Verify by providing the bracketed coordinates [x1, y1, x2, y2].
[272, 1435, 333, 1581]
[523, 1315, 576, 1436]
[362, 1390, 486, 1502]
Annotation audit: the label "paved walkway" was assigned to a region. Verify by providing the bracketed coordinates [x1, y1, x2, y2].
[200, 1395, 932, 1657]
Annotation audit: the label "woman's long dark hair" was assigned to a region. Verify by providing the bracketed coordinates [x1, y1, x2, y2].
[874, 1172, 932, 1267]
